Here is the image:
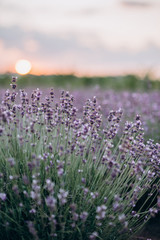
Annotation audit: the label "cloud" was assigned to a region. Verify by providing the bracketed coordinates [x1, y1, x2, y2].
[0, 39, 22, 72]
[23, 39, 39, 53]
[0, 26, 160, 74]
[0, 26, 91, 57]
[120, 0, 152, 8]
[67, 7, 103, 17]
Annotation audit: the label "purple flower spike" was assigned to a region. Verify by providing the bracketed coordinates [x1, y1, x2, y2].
[0, 193, 6, 201]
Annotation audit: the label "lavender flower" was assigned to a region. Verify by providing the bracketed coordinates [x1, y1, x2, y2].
[7, 157, 15, 167]
[89, 232, 99, 240]
[80, 211, 88, 222]
[30, 180, 41, 205]
[157, 196, 160, 209]
[96, 205, 107, 221]
[45, 196, 57, 210]
[27, 221, 39, 240]
[58, 189, 68, 205]
[45, 179, 55, 193]
[0, 193, 6, 201]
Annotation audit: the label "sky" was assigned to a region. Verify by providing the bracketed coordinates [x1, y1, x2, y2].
[0, 0, 160, 76]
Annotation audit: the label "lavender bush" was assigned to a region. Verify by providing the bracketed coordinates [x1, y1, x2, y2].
[1, 86, 160, 141]
[0, 77, 160, 240]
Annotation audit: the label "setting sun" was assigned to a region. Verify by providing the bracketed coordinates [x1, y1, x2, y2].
[15, 59, 32, 75]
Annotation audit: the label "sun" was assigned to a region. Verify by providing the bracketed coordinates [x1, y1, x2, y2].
[15, 59, 32, 75]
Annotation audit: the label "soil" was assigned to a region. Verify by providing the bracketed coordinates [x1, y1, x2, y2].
[133, 214, 160, 240]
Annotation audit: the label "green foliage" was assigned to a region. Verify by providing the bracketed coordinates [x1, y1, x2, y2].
[0, 73, 160, 91]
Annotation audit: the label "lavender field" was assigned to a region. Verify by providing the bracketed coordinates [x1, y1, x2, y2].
[0, 77, 160, 240]
[1, 85, 159, 141]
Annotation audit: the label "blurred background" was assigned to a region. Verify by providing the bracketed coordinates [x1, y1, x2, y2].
[0, 0, 160, 81]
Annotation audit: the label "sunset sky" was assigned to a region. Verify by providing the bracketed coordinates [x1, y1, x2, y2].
[0, 0, 160, 76]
